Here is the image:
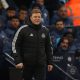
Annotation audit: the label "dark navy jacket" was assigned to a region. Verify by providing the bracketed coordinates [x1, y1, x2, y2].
[50, 27, 67, 48]
[0, 26, 18, 55]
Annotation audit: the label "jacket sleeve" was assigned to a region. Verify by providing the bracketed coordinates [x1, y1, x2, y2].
[45, 29, 53, 65]
[12, 26, 26, 64]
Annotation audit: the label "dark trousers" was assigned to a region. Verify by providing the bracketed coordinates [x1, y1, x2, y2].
[0, 69, 9, 80]
[47, 67, 65, 80]
[23, 64, 46, 80]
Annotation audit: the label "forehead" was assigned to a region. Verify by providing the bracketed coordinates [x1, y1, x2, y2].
[56, 21, 64, 24]
[62, 39, 69, 43]
[7, 10, 16, 13]
[19, 10, 27, 15]
[31, 13, 41, 17]
[20, 10, 27, 12]
[59, 7, 67, 11]
[11, 18, 19, 21]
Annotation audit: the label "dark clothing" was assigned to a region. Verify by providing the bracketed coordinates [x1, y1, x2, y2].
[45, 0, 60, 18]
[13, 0, 33, 9]
[48, 47, 68, 80]
[0, 25, 19, 68]
[51, 12, 72, 26]
[50, 27, 67, 49]
[0, 25, 19, 80]
[0, 37, 9, 80]
[12, 23, 53, 80]
[0, 38, 8, 68]
[0, 69, 9, 80]
[23, 64, 46, 80]
[2, 26, 18, 55]
[6, 0, 18, 9]
[0, 38, 4, 68]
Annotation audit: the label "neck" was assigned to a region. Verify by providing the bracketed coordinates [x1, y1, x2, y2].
[29, 21, 41, 30]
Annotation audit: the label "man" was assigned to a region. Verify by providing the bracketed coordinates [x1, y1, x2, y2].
[0, 16, 20, 80]
[48, 37, 70, 80]
[5, 7, 16, 28]
[2, 16, 20, 55]
[51, 5, 72, 26]
[12, 8, 53, 80]
[18, 6, 28, 26]
[49, 19, 67, 49]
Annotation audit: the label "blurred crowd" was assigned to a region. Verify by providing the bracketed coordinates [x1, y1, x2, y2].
[0, 0, 80, 80]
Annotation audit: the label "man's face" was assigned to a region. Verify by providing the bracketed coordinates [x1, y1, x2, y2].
[56, 21, 64, 30]
[19, 10, 27, 21]
[7, 10, 16, 17]
[11, 19, 20, 28]
[58, 6, 68, 18]
[60, 39, 69, 50]
[30, 13, 41, 25]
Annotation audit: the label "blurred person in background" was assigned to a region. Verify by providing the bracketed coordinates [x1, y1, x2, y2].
[51, 5, 72, 27]
[47, 37, 70, 80]
[50, 19, 67, 49]
[0, 37, 10, 80]
[0, 16, 20, 70]
[1, 16, 20, 56]
[18, 6, 28, 26]
[36, 0, 49, 26]
[0, 15, 6, 31]
[6, 7, 16, 20]
[4, 7, 17, 29]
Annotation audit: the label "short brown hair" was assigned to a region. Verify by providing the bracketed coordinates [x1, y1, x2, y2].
[30, 8, 42, 16]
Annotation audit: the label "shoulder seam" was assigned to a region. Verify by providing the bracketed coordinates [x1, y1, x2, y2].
[12, 25, 28, 53]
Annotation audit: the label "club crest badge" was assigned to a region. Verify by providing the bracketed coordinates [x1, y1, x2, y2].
[68, 57, 72, 62]
[70, 66, 77, 75]
[29, 33, 33, 37]
[41, 33, 45, 38]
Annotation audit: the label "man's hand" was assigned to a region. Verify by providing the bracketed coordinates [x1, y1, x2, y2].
[48, 65, 53, 72]
[16, 63, 23, 69]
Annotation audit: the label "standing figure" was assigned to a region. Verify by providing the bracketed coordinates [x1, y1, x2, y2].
[12, 8, 53, 80]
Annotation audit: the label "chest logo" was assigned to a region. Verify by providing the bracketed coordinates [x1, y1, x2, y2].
[29, 33, 33, 37]
[41, 33, 45, 38]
